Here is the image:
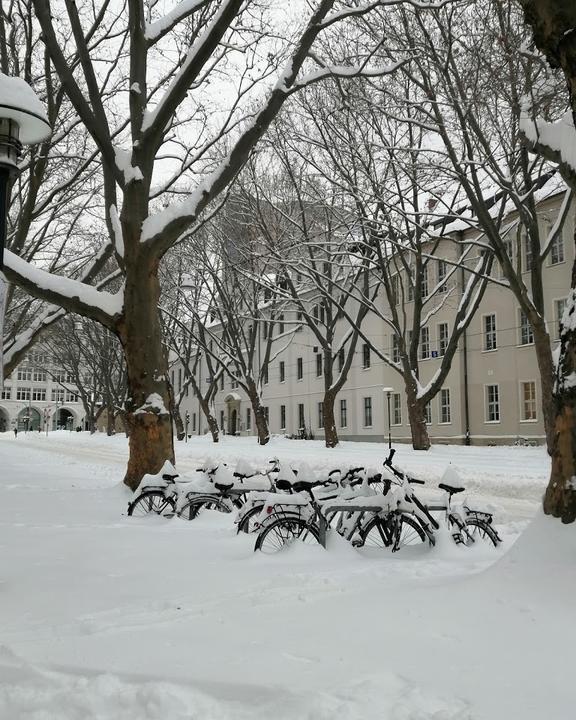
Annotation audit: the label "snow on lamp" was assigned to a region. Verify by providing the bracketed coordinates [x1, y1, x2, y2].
[0, 74, 51, 388]
[0, 72, 51, 268]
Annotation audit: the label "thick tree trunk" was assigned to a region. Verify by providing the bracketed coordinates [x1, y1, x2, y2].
[532, 321, 556, 452]
[245, 379, 269, 445]
[323, 391, 338, 448]
[174, 411, 185, 441]
[118, 257, 175, 491]
[199, 397, 219, 443]
[106, 406, 115, 436]
[406, 386, 431, 450]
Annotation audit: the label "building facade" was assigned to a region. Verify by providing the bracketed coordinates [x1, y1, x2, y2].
[0, 351, 85, 432]
[173, 192, 572, 447]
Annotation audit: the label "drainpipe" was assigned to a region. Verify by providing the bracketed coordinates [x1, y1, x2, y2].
[460, 235, 471, 446]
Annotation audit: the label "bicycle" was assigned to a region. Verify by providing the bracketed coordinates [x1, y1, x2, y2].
[127, 464, 180, 517]
[176, 459, 280, 520]
[360, 450, 501, 552]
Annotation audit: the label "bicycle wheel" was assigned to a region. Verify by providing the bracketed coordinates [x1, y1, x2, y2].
[359, 513, 426, 550]
[237, 503, 265, 533]
[254, 515, 320, 553]
[177, 496, 231, 521]
[128, 490, 175, 518]
[462, 517, 500, 547]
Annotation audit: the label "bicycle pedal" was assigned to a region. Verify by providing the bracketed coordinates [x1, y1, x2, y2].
[452, 533, 464, 545]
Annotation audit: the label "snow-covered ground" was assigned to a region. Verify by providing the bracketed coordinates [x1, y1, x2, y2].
[0, 431, 572, 719]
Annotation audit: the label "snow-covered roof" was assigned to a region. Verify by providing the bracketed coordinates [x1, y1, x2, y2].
[0, 73, 50, 144]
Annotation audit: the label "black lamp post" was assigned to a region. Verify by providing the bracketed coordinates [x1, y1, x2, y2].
[0, 76, 51, 269]
[382, 386, 394, 450]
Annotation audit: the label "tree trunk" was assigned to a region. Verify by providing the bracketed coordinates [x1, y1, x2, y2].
[117, 257, 175, 491]
[406, 388, 431, 450]
[543, 280, 576, 522]
[323, 390, 339, 448]
[106, 405, 115, 436]
[200, 396, 219, 443]
[245, 379, 269, 445]
[532, 320, 556, 452]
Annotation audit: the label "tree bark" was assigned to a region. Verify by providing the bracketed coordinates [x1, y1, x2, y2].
[406, 386, 431, 451]
[200, 396, 220, 443]
[323, 390, 339, 448]
[245, 378, 269, 445]
[531, 320, 556, 451]
[117, 256, 175, 491]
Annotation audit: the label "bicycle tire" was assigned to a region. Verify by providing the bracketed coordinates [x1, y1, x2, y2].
[462, 517, 500, 547]
[359, 513, 426, 550]
[237, 503, 265, 533]
[254, 515, 320, 553]
[177, 496, 232, 521]
[128, 490, 175, 518]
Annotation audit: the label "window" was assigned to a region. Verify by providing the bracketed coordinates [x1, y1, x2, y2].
[420, 264, 429, 298]
[392, 393, 402, 425]
[523, 233, 533, 272]
[439, 389, 451, 424]
[438, 323, 449, 357]
[486, 384, 500, 422]
[66, 372, 74, 384]
[192, 413, 197, 432]
[521, 381, 537, 421]
[316, 353, 323, 377]
[318, 402, 324, 428]
[519, 310, 534, 346]
[483, 314, 497, 351]
[16, 387, 31, 401]
[279, 361, 285, 383]
[33, 368, 46, 382]
[17, 367, 32, 381]
[246, 408, 251, 430]
[338, 348, 345, 374]
[220, 373, 224, 390]
[220, 410, 224, 429]
[231, 370, 239, 389]
[392, 335, 400, 364]
[312, 305, 319, 320]
[554, 298, 567, 340]
[549, 231, 565, 265]
[170, 369, 175, 388]
[424, 402, 432, 425]
[53, 370, 66, 383]
[278, 314, 285, 335]
[420, 327, 430, 360]
[298, 403, 305, 430]
[407, 265, 414, 302]
[500, 236, 516, 278]
[340, 399, 347, 428]
[362, 343, 371, 369]
[438, 259, 448, 293]
[297, 357, 303, 380]
[51, 388, 65, 403]
[32, 388, 46, 402]
[391, 274, 399, 304]
[1, 388, 11, 400]
[280, 405, 286, 430]
[363, 397, 372, 427]
[66, 390, 78, 403]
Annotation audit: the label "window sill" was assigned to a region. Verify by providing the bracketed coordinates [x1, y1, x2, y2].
[519, 419, 538, 424]
[481, 348, 498, 354]
[484, 420, 501, 424]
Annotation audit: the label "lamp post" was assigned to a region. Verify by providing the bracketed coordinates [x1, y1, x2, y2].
[0, 74, 51, 386]
[382, 386, 394, 450]
[185, 410, 190, 442]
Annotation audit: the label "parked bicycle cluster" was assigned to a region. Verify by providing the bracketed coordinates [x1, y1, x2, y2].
[127, 449, 501, 554]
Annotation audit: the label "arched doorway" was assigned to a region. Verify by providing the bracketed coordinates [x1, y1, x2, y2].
[223, 393, 241, 435]
[55, 408, 75, 430]
[18, 407, 41, 431]
[0, 407, 9, 432]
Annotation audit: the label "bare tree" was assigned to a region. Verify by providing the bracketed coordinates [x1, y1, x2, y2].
[516, 0, 576, 522]
[4, 0, 411, 489]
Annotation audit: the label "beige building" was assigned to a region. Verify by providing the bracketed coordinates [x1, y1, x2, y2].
[174, 192, 572, 446]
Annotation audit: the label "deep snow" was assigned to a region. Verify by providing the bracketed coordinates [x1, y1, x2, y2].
[0, 431, 572, 720]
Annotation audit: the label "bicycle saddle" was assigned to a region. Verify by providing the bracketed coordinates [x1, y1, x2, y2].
[275, 479, 293, 492]
[215, 481, 234, 492]
[292, 480, 317, 494]
[438, 482, 465, 495]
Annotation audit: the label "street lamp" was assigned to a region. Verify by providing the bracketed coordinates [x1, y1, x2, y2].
[185, 410, 190, 442]
[382, 386, 394, 450]
[0, 73, 51, 269]
[0, 74, 51, 386]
